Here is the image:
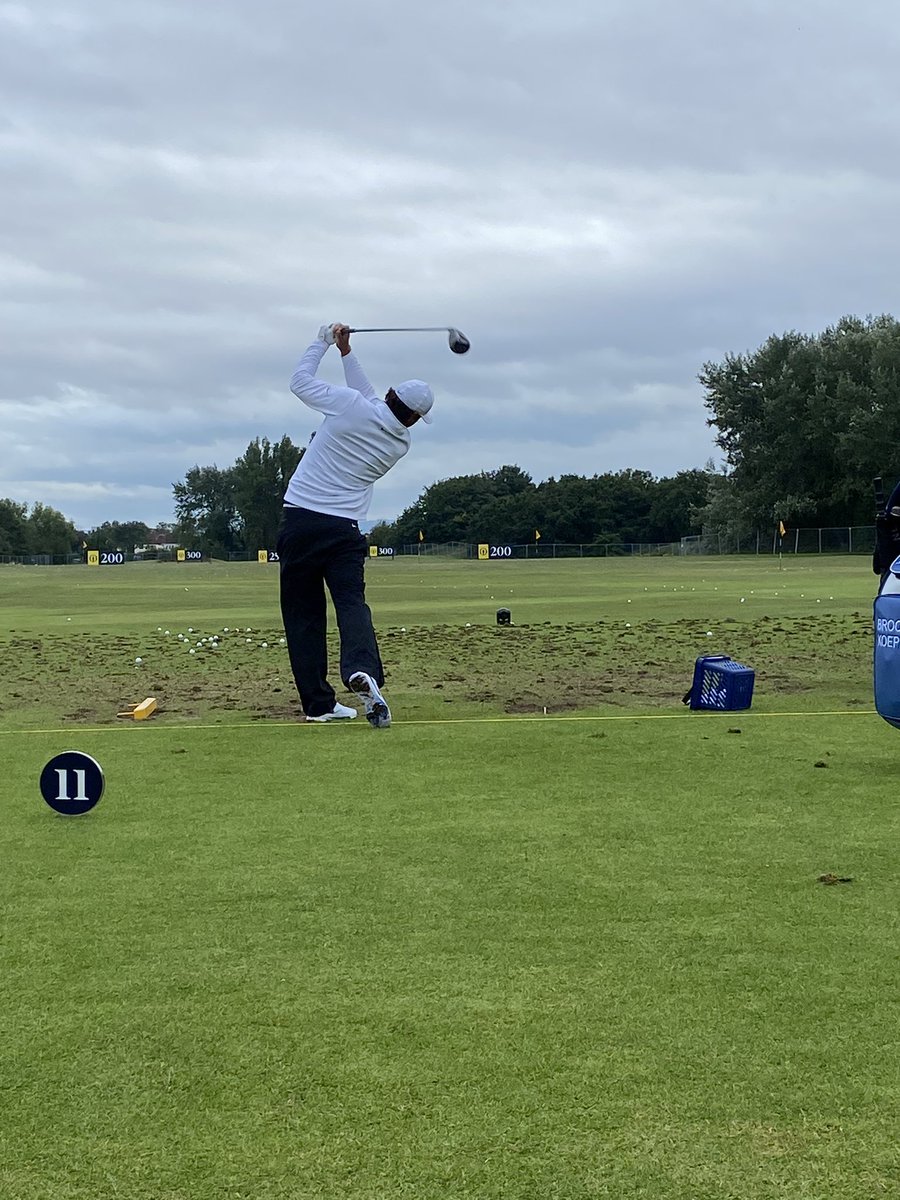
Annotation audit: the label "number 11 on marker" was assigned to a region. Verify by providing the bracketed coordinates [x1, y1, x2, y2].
[55, 768, 88, 803]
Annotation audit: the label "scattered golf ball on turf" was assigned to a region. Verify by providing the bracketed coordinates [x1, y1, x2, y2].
[246, 638, 252, 643]
[188, 627, 193, 633]
[134, 657, 143, 665]
[279, 638, 285, 645]
[224, 627, 229, 633]
[164, 630, 170, 635]
[189, 648, 195, 655]
[261, 641, 268, 649]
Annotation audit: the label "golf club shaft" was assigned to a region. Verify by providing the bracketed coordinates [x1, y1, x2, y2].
[348, 327, 451, 333]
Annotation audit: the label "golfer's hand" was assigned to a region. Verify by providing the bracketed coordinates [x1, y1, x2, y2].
[334, 324, 352, 356]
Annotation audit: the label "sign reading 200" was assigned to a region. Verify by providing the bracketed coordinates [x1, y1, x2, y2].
[100, 551, 125, 565]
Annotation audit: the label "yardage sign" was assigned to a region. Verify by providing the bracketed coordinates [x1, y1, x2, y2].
[258, 550, 280, 564]
[87, 550, 125, 566]
[368, 546, 394, 557]
[40, 751, 105, 816]
[478, 544, 512, 559]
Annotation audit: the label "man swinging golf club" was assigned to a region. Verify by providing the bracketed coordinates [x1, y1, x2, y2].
[278, 322, 434, 727]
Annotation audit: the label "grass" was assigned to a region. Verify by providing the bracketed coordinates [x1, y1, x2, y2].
[1, 556, 898, 1198]
[0, 556, 879, 727]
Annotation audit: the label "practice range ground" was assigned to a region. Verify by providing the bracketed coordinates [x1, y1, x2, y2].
[2, 557, 898, 1199]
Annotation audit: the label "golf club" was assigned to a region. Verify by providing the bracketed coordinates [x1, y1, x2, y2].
[348, 326, 471, 355]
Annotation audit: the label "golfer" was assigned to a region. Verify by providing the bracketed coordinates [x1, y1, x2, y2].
[277, 322, 434, 727]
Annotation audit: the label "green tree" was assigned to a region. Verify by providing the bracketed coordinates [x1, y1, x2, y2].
[0, 499, 28, 555]
[84, 521, 150, 554]
[232, 436, 303, 551]
[645, 469, 711, 543]
[393, 467, 535, 544]
[366, 520, 397, 549]
[701, 314, 900, 528]
[25, 503, 79, 556]
[173, 465, 241, 557]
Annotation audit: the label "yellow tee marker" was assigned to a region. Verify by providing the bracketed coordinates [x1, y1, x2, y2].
[117, 698, 158, 721]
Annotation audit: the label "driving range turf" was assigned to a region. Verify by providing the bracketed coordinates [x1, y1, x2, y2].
[2, 557, 899, 1198]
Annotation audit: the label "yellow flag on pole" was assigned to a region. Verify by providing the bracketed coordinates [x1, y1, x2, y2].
[418, 530, 424, 542]
[535, 529, 542, 541]
[778, 521, 786, 537]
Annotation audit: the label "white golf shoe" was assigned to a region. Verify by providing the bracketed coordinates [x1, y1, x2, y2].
[348, 672, 392, 729]
[305, 702, 357, 723]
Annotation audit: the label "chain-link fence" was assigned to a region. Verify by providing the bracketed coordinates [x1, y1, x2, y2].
[686, 526, 876, 556]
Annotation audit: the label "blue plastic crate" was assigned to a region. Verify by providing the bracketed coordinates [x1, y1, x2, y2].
[686, 655, 755, 711]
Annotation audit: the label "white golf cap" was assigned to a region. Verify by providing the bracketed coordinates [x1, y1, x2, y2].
[394, 379, 434, 423]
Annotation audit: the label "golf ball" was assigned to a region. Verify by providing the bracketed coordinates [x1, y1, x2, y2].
[189, 648, 195, 655]
[135, 657, 143, 664]
[261, 642, 268, 649]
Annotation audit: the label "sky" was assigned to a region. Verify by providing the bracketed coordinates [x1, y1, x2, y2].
[4, 0, 900, 531]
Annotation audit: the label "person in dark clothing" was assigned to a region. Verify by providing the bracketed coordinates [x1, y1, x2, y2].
[278, 323, 434, 727]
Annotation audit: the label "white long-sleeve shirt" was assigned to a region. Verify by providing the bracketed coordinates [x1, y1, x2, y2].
[283, 341, 411, 520]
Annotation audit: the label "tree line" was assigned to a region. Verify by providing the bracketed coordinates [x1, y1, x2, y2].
[0, 436, 303, 558]
[5, 313, 899, 558]
[367, 465, 710, 548]
[700, 313, 900, 536]
[0, 500, 177, 558]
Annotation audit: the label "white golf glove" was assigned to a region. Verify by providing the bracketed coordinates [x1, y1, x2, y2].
[317, 323, 338, 346]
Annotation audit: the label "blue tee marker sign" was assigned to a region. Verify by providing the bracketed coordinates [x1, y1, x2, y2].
[40, 751, 106, 815]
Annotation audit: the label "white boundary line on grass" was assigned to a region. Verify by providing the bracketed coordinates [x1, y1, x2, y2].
[0, 710, 878, 736]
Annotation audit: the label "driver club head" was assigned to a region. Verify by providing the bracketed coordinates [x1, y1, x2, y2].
[447, 328, 471, 354]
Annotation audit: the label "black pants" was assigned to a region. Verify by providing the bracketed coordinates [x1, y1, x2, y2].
[277, 506, 384, 717]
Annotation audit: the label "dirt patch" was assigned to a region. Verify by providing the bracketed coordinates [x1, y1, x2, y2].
[0, 612, 874, 726]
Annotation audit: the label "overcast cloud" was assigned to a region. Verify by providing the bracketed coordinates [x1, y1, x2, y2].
[3, 0, 900, 530]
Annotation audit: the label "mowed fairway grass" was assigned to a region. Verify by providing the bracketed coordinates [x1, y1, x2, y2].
[2, 556, 899, 1199]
